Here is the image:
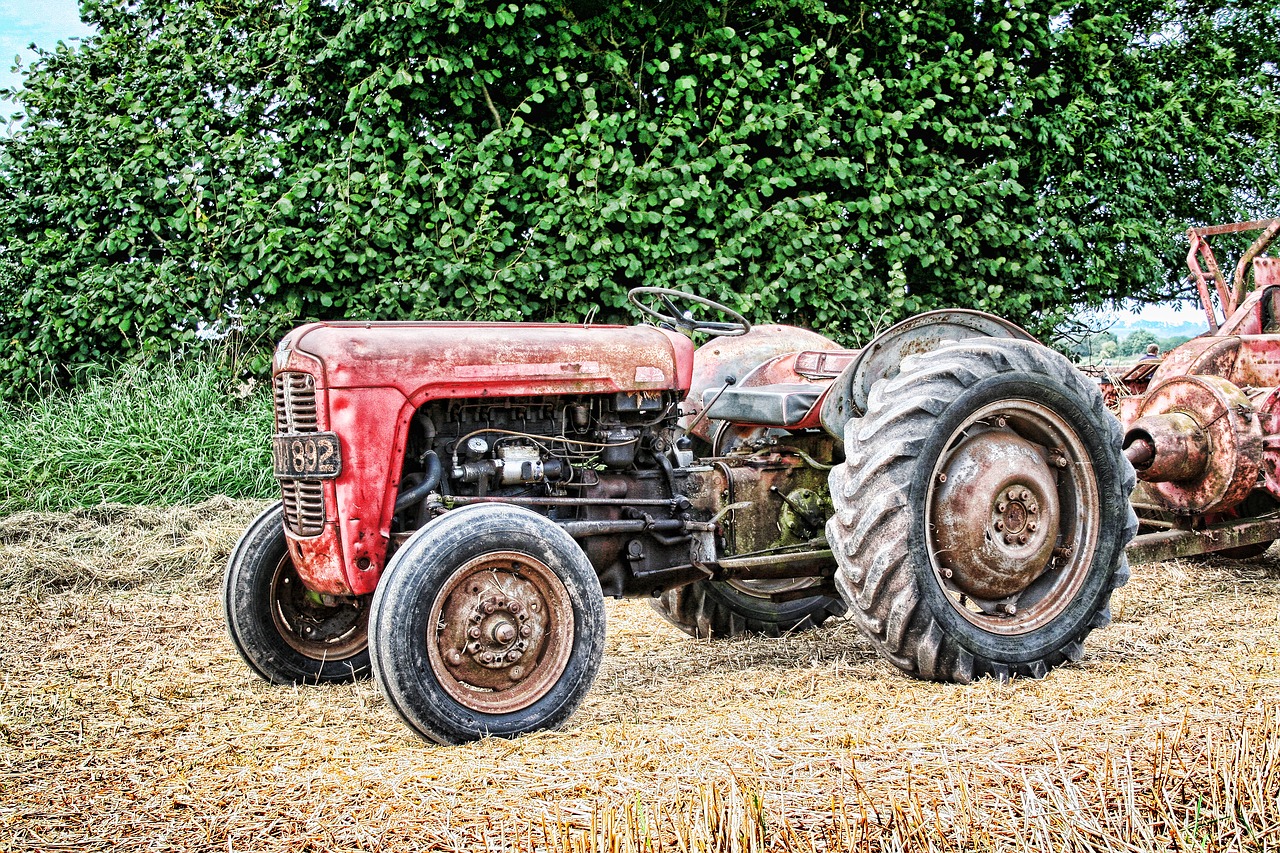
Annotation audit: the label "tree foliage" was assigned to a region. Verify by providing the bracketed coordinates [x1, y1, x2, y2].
[1, 0, 1277, 389]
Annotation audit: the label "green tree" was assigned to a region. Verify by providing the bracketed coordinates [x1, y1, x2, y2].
[1, 0, 1277, 391]
[1121, 328, 1159, 356]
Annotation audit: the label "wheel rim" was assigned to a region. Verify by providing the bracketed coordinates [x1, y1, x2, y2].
[427, 551, 574, 715]
[270, 555, 369, 659]
[925, 399, 1100, 635]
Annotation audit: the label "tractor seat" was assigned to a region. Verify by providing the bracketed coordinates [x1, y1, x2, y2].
[703, 383, 823, 427]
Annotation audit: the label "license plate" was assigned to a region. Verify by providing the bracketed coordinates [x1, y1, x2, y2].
[273, 433, 342, 479]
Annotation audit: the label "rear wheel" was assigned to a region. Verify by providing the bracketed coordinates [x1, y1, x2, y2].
[223, 503, 371, 684]
[369, 505, 605, 744]
[650, 579, 843, 638]
[826, 339, 1136, 682]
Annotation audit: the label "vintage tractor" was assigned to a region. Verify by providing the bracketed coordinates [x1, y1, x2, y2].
[1121, 219, 1280, 561]
[224, 289, 1135, 744]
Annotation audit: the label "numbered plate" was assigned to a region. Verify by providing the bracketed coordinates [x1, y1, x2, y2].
[273, 432, 342, 479]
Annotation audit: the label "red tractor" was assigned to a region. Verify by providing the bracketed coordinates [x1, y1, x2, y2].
[225, 289, 1135, 743]
[1122, 219, 1280, 561]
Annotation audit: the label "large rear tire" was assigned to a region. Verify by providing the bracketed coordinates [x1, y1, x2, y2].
[826, 339, 1136, 682]
[650, 579, 843, 638]
[223, 503, 371, 684]
[369, 504, 606, 744]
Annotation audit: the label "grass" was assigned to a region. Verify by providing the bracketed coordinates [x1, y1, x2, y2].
[0, 358, 275, 513]
[1, 500, 1277, 852]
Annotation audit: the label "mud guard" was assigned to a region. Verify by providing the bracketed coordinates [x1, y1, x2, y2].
[819, 309, 1036, 440]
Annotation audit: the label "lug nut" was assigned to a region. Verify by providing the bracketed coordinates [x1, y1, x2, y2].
[480, 651, 494, 664]
[996, 501, 1008, 513]
[1027, 520, 1038, 532]
[1018, 533, 1029, 545]
[520, 624, 533, 638]
[508, 601, 523, 614]
[994, 519, 1005, 531]
[1007, 488, 1019, 501]
[1019, 489, 1031, 502]
[468, 626, 481, 639]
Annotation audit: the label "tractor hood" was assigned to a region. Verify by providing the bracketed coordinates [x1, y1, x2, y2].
[276, 321, 696, 399]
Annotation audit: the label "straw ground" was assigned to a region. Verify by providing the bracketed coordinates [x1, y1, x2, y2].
[1, 500, 1277, 851]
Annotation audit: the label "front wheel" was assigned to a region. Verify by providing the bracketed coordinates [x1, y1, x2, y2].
[826, 339, 1136, 683]
[223, 503, 371, 684]
[369, 505, 606, 744]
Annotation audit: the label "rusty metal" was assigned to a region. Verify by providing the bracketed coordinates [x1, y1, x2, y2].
[426, 550, 574, 714]
[1127, 513, 1280, 563]
[1122, 413, 1210, 482]
[925, 399, 1099, 634]
[268, 551, 368, 659]
[1125, 375, 1262, 515]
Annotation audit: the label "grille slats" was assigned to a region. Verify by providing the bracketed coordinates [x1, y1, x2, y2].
[274, 371, 327, 537]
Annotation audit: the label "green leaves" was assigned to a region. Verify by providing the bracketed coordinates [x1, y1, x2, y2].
[0, 0, 1276, 394]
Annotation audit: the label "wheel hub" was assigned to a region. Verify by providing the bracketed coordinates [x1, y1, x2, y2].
[931, 429, 1060, 601]
[428, 551, 573, 714]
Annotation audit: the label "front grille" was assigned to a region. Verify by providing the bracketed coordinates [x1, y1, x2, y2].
[274, 370, 326, 536]
[280, 479, 326, 537]
[274, 371, 319, 433]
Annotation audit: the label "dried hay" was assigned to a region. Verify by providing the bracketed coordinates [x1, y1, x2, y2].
[1, 501, 1277, 851]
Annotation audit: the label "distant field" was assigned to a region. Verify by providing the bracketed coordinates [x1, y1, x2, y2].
[1, 501, 1276, 852]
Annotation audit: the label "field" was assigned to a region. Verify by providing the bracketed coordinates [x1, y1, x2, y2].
[1, 499, 1277, 852]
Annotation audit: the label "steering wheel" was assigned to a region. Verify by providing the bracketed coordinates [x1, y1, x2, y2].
[627, 287, 752, 337]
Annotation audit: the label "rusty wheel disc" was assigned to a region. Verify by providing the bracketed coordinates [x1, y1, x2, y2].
[426, 551, 574, 715]
[269, 555, 369, 660]
[926, 399, 1100, 636]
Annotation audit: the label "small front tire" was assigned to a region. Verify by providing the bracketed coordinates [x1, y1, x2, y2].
[369, 504, 606, 744]
[223, 503, 371, 684]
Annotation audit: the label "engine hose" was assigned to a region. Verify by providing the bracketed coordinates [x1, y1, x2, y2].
[394, 451, 443, 513]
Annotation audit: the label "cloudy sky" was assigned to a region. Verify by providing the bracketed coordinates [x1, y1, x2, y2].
[1, 0, 92, 117]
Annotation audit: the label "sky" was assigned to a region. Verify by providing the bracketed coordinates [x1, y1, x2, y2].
[0, 0, 92, 118]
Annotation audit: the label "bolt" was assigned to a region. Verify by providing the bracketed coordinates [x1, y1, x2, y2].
[482, 601, 496, 615]
[940, 567, 953, 579]
[509, 666, 525, 681]
[508, 601, 523, 614]
[1003, 603, 1018, 616]
[492, 622, 516, 644]
[1019, 489, 1031, 502]
[996, 416, 1007, 428]
[446, 649, 463, 666]
[1055, 456, 1068, 468]
[1004, 533, 1015, 545]
[468, 626, 481, 639]
[1018, 533, 1029, 545]
[994, 519, 1005, 531]
[997, 500, 1008, 513]
[939, 473, 948, 483]
[1007, 488, 1019, 501]
[520, 624, 533, 638]
[479, 651, 494, 664]
[506, 650, 522, 663]
[1027, 520, 1038, 532]
[1027, 502, 1038, 515]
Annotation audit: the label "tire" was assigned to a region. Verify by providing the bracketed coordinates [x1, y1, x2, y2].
[826, 339, 1136, 683]
[223, 503, 371, 684]
[369, 504, 606, 744]
[650, 579, 844, 638]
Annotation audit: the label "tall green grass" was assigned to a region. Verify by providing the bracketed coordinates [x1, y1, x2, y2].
[0, 358, 276, 512]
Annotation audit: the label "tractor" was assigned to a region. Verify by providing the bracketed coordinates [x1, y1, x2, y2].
[1121, 219, 1280, 561]
[225, 289, 1135, 744]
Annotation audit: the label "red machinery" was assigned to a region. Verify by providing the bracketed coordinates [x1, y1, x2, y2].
[1122, 219, 1280, 561]
[226, 290, 1134, 743]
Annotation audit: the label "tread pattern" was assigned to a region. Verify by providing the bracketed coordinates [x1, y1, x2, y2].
[826, 339, 1137, 683]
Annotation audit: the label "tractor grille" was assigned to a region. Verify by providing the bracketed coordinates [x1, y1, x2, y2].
[274, 371, 326, 537]
[274, 371, 319, 434]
